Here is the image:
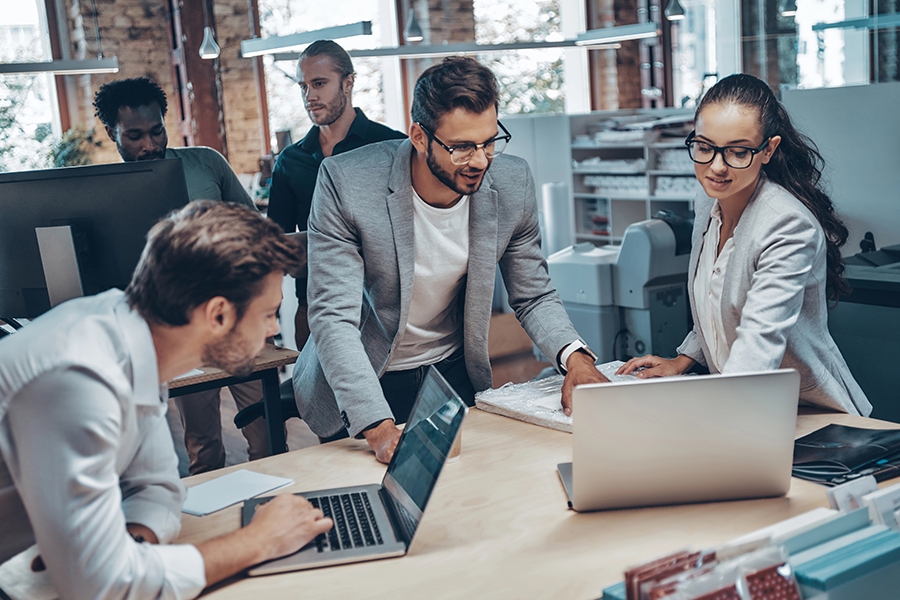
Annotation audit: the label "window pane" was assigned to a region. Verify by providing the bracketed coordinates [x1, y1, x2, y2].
[473, 0, 565, 115]
[671, 0, 718, 108]
[258, 0, 388, 150]
[741, 0, 900, 90]
[0, 1, 55, 172]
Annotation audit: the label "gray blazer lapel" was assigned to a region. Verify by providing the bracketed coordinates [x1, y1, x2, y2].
[386, 141, 416, 331]
[464, 172, 498, 388]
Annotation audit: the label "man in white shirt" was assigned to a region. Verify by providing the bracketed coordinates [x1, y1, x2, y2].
[293, 57, 607, 462]
[0, 202, 332, 599]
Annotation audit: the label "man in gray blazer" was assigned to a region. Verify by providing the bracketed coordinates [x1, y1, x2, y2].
[293, 57, 606, 463]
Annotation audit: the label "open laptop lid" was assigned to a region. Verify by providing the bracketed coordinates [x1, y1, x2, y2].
[570, 369, 800, 511]
[381, 366, 467, 544]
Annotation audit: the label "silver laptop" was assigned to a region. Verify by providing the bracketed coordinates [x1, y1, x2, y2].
[242, 366, 467, 575]
[557, 369, 800, 512]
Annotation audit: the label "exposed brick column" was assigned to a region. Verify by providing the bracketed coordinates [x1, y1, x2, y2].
[215, 0, 266, 174]
[60, 0, 265, 175]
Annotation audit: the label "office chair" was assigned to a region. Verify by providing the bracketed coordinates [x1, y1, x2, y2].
[233, 378, 300, 429]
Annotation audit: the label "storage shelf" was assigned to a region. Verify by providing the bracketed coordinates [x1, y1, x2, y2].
[573, 169, 645, 175]
[565, 109, 694, 247]
[647, 170, 695, 176]
[572, 142, 644, 150]
[650, 195, 695, 201]
[649, 140, 690, 148]
[574, 192, 650, 201]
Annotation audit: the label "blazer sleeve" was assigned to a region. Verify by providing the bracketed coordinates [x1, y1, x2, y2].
[305, 160, 394, 437]
[677, 328, 707, 365]
[723, 209, 822, 374]
[497, 164, 582, 366]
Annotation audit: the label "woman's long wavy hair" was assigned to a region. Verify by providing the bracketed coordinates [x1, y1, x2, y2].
[696, 73, 851, 303]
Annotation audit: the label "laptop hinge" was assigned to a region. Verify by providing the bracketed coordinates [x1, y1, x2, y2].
[378, 486, 410, 548]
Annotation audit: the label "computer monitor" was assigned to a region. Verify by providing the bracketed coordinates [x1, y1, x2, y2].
[0, 159, 189, 319]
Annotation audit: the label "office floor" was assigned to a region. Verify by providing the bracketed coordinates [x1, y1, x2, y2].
[165, 351, 549, 477]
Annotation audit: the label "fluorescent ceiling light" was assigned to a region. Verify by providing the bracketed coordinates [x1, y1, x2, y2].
[241, 21, 372, 58]
[575, 22, 659, 46]
[812, 12, 900, 31]
[274, 39, 621, 61]
[0, 58, 119, 76]
[404, 9, 424, 43]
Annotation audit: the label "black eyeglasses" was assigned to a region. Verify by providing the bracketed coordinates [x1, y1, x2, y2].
[685, 131, 770, 170]
[417, 121, 512, 165]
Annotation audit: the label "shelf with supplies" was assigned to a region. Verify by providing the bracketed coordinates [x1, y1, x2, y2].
[568, 109, 699, 244]
[501, 109, 700, 251]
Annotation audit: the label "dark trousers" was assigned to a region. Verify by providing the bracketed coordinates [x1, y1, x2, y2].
[318, 348, 476, 443]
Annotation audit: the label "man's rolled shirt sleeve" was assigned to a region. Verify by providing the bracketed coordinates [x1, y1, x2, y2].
[2, 369, 206, 600]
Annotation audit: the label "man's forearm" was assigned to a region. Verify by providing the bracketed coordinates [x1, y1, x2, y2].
[196, 528, 267, 586]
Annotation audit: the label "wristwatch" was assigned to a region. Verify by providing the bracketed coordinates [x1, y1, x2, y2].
[558, 340, 598, 373]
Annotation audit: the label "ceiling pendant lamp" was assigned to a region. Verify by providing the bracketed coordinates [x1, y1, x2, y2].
[199, 26, 221, 59]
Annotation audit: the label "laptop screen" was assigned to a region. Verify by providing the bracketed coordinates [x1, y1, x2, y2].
[382, 367, 466, 543]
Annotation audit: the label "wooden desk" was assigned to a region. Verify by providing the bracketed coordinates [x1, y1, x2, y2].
[168, 344, 299, 455]
[177, 409, 899, 599]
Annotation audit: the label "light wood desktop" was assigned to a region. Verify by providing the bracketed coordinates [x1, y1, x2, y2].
[176, 408, 899, 599]
[168, 344, 299, 454]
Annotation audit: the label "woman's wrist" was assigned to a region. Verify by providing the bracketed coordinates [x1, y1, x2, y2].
[673, 354, 696, 373]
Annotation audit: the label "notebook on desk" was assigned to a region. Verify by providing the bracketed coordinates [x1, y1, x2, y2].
[558, 369, 800, 512]
[241, 366, 466, 575]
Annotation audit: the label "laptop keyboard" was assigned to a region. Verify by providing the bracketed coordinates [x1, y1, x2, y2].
[309, 492, 384, 552]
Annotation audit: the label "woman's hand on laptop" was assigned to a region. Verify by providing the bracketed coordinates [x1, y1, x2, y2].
[560, 351, 611, 416]
[616, 354, 695, 378]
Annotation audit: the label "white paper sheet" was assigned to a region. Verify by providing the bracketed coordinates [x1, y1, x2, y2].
[182, 469, 293, 516]
[173, 368, 204, 380]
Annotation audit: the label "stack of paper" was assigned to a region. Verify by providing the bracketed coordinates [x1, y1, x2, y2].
[475, 361, 638, 432]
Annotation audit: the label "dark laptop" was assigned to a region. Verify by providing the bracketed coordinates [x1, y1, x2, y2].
[241, 366, 467, 575]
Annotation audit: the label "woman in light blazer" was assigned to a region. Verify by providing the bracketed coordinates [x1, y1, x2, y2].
[617, 74, 871, 416]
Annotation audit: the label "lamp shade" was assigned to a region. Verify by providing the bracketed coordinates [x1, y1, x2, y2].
[200, 26, 221, 59]
[781, 0, 798, 17]
[665, 0, 686, 21]
[404, 8, 424, 42]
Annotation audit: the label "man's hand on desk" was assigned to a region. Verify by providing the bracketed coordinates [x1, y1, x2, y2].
[196, 493, 333, 586]
[363, 419, 402, 464]
[560, 350, 610, 416]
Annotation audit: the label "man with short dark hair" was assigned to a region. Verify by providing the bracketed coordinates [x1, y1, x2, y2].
[94, 77, 269, 474]
[0, 201, 332, 599]
[266, 40, 405, 349]
[293, 57, 608, 463]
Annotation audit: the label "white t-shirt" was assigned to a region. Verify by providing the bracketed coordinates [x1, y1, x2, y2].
[387, 188, 470, 371]
[693, 202, 735, 372]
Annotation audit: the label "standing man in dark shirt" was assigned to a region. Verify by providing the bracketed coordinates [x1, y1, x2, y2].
[267, 40, 405, 349]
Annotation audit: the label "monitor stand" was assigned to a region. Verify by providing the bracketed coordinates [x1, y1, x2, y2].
[35, 225, 85, 308]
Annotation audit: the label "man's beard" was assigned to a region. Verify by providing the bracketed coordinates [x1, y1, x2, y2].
[117, 140, 165, 162]
[308, 88, 348, 127]
[425, 141, 489, 196]
[201, 327, 257, 378]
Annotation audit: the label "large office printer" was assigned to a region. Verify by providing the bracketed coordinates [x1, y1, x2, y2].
[828, 242, 900, 423]
[548, 215, 693, 363]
